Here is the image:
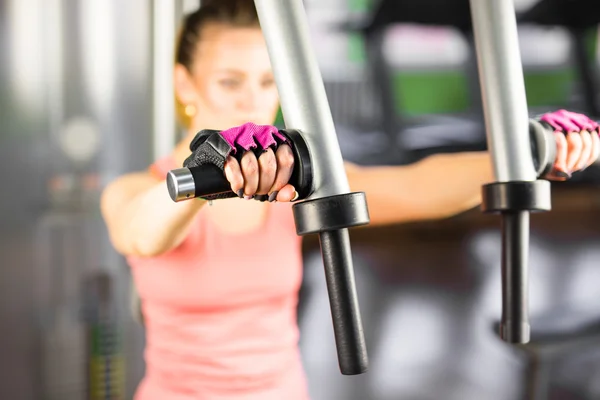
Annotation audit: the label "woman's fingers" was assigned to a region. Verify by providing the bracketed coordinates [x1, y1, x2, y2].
[224, 156, 244, 197]
[574, 130, 592, 171]
[548, 129, 599, 180]
[565, 132, 583, 172]
[276, 184, 297, 202]
[552, 131, 569, 174]
[240, 151, 259, 199]
[231, 144, 296, 201]
[589, 133, 600, 167]
[256, 148, 277, 196]
[266, 144, 295, 202]
[539, 111, 599, 179]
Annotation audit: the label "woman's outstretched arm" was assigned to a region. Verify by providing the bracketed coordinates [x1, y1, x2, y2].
[347, 110, 600, 226]
[101, 172, 208, 257]
[345, 151, 493, 225]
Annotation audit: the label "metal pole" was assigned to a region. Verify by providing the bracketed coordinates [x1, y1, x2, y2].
[470, 0, 537, 183]
[501, 212, 530, 341]
[254, 0, 349, 198]
[470, 0, 539, 343]
[255, 0, 368, 374]
[152, 0, 177, 160]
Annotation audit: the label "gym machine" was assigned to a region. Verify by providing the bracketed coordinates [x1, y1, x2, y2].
[470, 0, 553, 344]
[165, 0, 584, 374]
[167, 0, 371, 375]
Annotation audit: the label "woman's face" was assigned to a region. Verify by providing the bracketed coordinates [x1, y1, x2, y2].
[180, 23, 279, 131]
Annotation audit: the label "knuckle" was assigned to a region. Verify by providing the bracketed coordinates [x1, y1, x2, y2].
[260, 151, 276, 169]
[224, 157, 236, 172]
[279, 150, 295, 168]
[265, 158, 278, 174]
[243, 159, 258, 175]
[245, 164, 258, 176]
[241, 152, 254, 165]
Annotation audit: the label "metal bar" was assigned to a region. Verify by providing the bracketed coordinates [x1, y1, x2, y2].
[500, 211, 530, 343]
[470, 0, 537, 183]
[470, 0, 536, 343]
[152, 0, 177, 160]
[255, 0, 368, 374]
[254, 0, 350, 198]
[320, 229, 368, 374]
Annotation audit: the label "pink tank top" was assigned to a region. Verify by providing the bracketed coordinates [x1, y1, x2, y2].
[129, 156, 309, 400]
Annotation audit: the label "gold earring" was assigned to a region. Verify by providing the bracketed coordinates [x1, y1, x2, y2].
[184, 104, 197, 117]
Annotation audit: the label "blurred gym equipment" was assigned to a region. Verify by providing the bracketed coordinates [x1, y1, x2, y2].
[519, 0, 600, 117]
[0, 0, 159, 397]
[338, 0, 485, 163]
[337, 0, 600, 164]
[2, 0, 600, 399]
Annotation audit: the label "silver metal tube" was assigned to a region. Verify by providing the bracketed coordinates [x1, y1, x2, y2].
[254, 0, 350, 197]
[469, 0, 537, 182]
[152, 0, 177, 160]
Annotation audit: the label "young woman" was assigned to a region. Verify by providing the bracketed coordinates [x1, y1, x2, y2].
[100, 1, 600, 399]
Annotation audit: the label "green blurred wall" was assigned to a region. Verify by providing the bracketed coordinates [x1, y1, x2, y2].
[346, 30, 596, 115]
[273, 0, 597, 124]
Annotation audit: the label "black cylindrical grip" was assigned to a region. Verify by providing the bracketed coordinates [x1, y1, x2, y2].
[499, 211, 531, 343]
[189, 165, 232, 198]
[166, 129, 313, 203]
[319, 228, 368, 375]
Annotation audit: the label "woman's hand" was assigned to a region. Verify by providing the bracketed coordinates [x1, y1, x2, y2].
[224, 143, 297, 202]
[192, 111, 600, 204]
[184, 123, 297, 202]
[542, 110, 600, 181]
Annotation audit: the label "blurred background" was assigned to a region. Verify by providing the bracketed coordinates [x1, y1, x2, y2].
[1, 0, 600, 399]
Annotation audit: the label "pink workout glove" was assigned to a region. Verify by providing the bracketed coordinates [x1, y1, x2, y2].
[184, 122, 290, 200]
[537, 109, 600, 179]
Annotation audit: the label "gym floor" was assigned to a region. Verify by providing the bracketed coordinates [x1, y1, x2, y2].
[297, 187, 600, 400]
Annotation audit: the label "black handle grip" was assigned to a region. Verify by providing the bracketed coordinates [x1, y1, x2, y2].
[167, 164, 232, 202]
[499, 211, 531, 343]
[293, 192, 370, 374]
[320, 229, 368, 374]
[167, 129, 313, 202]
